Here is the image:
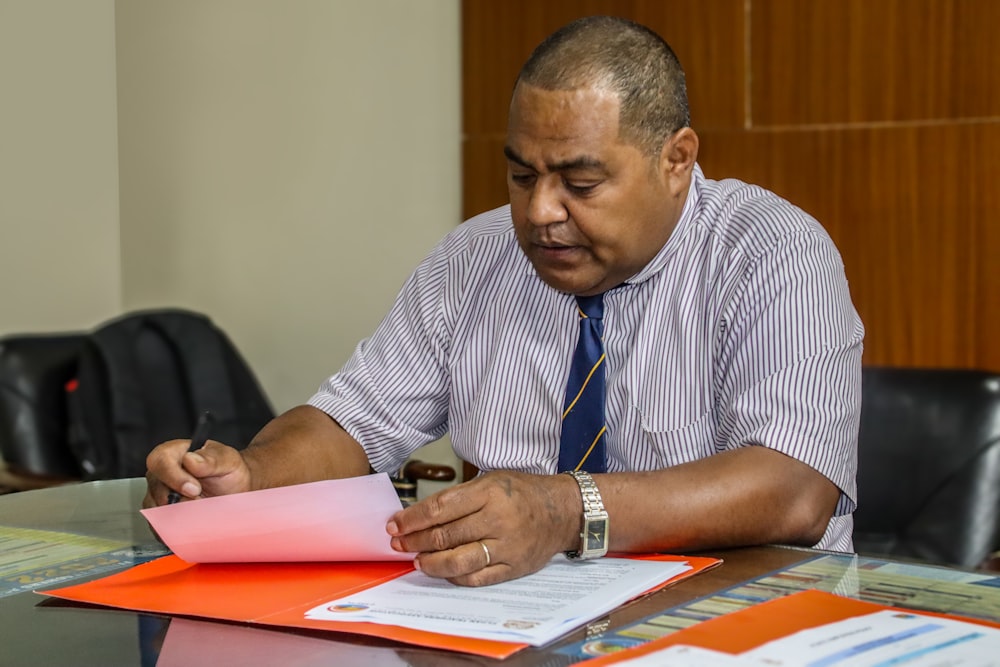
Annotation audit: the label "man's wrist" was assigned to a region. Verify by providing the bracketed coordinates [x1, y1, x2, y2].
[556, 472, 586, 552]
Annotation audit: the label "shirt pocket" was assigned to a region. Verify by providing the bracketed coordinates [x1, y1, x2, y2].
[639, 408, 718, 469]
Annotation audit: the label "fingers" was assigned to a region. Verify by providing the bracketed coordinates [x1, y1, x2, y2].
[417, 538, 509, 587]
[144, 439, 197, 506]
[388, 483, 507, 584]
[386, 471, 579, 586]
[389, 479, 485, 534]
[387, 479, 491, 552]
[144, 439, 250, 506]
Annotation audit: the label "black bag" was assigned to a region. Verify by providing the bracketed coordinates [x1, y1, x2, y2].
[66, 309, 274, 480]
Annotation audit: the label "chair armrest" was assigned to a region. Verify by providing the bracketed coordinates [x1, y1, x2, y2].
[401, 460, 457, 483]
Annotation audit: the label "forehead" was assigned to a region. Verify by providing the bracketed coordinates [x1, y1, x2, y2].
[506, 84, 623, 164]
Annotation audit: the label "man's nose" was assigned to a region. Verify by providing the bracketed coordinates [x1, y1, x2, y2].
[526, 177, 568, 226]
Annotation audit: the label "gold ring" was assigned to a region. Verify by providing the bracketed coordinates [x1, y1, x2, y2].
[478, 540, 491, 567]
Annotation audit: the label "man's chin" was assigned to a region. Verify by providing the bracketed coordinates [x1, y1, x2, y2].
[533, 267, 603, 296]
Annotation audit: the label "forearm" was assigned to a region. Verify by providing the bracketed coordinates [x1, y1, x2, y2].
[242, 404, 371, 490]
[598, 446, 840, 553]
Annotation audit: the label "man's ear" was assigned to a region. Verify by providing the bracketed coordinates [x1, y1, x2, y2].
[659, 127, 699, 185]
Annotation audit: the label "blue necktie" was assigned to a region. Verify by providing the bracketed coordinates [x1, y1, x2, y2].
[559, 294, 607, 473]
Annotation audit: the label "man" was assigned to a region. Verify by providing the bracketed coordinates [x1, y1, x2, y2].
[146, 16, 863, 587]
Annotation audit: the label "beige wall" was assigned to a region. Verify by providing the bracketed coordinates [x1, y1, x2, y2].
[0, 0, 122, 332]
[1, 0, 462, 477]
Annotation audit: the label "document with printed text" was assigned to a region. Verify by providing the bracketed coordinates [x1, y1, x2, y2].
[305, 555, 692, 646]
[609, 610, 1000, 666]
[742, 608, 1000, 666]
[581, 589, 1000, 667]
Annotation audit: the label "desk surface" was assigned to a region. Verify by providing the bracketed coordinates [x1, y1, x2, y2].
[0, 481, 837, 666]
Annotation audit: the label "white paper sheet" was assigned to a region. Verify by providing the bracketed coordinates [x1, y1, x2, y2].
[141, 473, 413, 563]
[305, 555, 692, 646]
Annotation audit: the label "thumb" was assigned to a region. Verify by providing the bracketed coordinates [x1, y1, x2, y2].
[181, 440, 233, 472]
[179, 440, 249, 497]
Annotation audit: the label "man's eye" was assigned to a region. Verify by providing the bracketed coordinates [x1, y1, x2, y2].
[510, 173, 535, 186]
[566, 182, 599, 195]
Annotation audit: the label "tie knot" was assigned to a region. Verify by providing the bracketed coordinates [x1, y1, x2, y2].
[575, 294, 604, 320]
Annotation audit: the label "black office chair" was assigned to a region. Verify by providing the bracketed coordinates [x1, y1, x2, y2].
[853, 366, 1000, 569]
[0, 310, 275, 487]
[63, 309, 275, 480]
[0, 312, 457, 502]
[0, 333, 87, 490]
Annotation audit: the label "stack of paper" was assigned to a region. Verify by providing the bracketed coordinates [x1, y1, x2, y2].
[303, 555, 693, 646]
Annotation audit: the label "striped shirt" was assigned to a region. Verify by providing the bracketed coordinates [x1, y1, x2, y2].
[309, 164, 865, 552]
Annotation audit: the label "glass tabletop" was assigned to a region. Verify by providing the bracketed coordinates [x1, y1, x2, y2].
[0, 479, 819, 667]
[0, 480, 442, 666]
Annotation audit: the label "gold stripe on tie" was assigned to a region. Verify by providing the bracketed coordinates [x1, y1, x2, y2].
[562, 353, 606, 419]
[573, 425, 607, 471]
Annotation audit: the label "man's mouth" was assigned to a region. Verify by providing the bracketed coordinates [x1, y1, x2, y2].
[533, 235, 579, 250]
[533, 242, 581, 263]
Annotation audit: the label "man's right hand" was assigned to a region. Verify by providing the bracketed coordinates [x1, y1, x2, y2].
[142, 405, 374, 510]
[143, 439, 252, 508]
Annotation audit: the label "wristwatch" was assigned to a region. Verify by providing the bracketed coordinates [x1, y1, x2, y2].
[564, 470, 609, 559]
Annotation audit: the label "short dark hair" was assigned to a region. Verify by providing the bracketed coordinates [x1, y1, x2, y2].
[517, 16, 690, 156]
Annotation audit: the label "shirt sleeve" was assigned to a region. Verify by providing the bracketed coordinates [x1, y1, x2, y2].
[716, 229, 864, 515]
[307, 234, 462, 474]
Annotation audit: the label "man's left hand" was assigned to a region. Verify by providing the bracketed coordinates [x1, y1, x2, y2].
[386, 470, 579, 586]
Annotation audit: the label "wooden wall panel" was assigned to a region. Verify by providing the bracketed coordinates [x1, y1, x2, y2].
[463, 0, 744, 135]
[462, 0, 1000, 371]
[698, 124, 1000, 370]
[462, 137, 506, 221]
[750, 0, 1000, 126]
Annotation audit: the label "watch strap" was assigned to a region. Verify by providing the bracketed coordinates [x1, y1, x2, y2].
[564, 470, 609, 559]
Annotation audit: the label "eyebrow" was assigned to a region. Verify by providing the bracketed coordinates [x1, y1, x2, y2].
[503, 145, 608, 174]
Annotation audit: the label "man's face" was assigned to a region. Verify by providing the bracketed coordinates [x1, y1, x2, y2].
[505, 83, 689, 296]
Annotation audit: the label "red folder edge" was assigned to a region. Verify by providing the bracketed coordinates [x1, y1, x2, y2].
[577, 587, 1000, 666]
[39, 553, 719, 660]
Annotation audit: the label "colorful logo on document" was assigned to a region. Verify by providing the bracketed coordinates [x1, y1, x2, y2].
[503, 619, 539, 630]
[327, 603, 369, 613]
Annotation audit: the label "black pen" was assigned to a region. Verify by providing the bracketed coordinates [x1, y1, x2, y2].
[167, 411, 214, 504]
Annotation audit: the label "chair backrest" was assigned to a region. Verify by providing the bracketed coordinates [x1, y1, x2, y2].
[854, 366, 1000, 568]
[0, 309, 275, 483]
[66, 309, 275, 480]
[0, 333, 86, 478]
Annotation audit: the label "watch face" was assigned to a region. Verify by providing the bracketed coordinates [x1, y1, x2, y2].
[586, 519, 607, 551]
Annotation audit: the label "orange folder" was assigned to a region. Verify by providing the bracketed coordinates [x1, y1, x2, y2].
[41, 553, 720, 660]
[577, 587, 1000, 666]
